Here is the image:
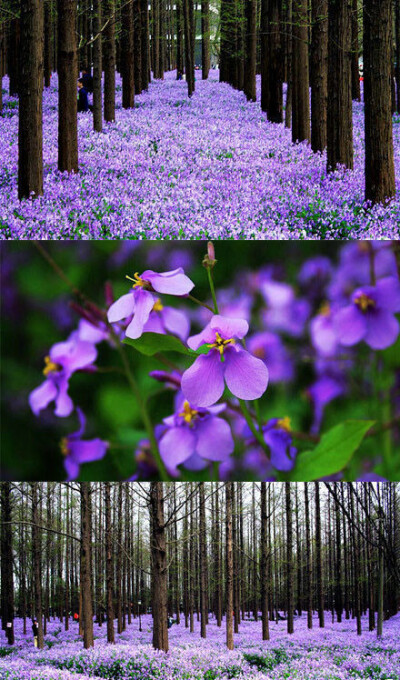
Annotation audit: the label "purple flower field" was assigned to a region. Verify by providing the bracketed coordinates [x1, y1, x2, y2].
[1, 613, 399, 680]
[1, 72, 400, 239]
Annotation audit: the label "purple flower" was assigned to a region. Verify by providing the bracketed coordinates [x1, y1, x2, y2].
[158, 396, 234, 470]
[247, 331, 294, 383]
[107, 268, 194, 339]
[333, 277, 400, 350]
[61, 409, 108, 481]
[181, 315, 269, 407]
[29, 334, 98, 418]
[142, 299, 190, 341]
[310, 304, 340, 357]
[245, 417, 297, 472]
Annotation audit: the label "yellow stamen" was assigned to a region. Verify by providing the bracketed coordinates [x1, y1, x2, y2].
[354, 293, 375, 313]
[318, 301, 331, 317]
[152, 298, 164, 312]
[207, 331, 235, 357]
[277, 416, 292, 432]
[178, 401, 198, 425]
[126, 272, 148, 289]
[60, 437, 69, 457]
[43, 355, 61, 376]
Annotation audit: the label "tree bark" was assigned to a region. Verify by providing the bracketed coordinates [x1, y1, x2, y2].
[1, 483, 14, 644]
[80, 483, 94, 649]
[31, 483, 44, 649]
[292, 0, 310, 142]
[199, 483, 207, 638]
[261, 0, 283, 122]
[104, 0, 116, 122]
[225, 482, 234, 650]
[304, 483, 313, 629]
[121, 0, 135, 107]
[202, 0, 210, 79]
[350, 0, 360, 101]
[327, 0, 353, 172]
[311, 0, 328, 152]
[244, 0, 256, 101]
[285, 483, 294, 634]
[364, 0, 396, 204]
[57, 0, 78, 173]
[18, 0, 44, 199]
[315, 482, 325, 628]
[261, 482, 270, 640]
[150, 483, 168, 652]
[92, 0, 102, 132]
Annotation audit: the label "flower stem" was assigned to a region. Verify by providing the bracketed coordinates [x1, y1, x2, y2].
[113, 332, 169, 482]
[207, 268, 219, 314]
[187, 294, 214, 313]
[238, 399, 269, 456]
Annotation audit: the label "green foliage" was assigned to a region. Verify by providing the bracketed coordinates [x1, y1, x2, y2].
[291, 420, 375, 481]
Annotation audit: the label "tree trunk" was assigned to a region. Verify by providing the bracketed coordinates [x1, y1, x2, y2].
[1, 483, 14, 644]
[286, 483, 294, 634]
[350, 0, 360, 101]
[304, 483, 312, 629]
[141, 0, 150, 90]
[202, 0, 210, 79]
[31, 483, 44, 649]
[199, 483, 207, 638]
[244, 0, 256, 101]
[92, 0, 103, 132]
[292, 0, 310, 142]
[150, 483, 168, 652]
[176, 0, 184, 77]
[8, 19, 20, 97]
[225, 482, 234, 650]
[44, 0, 52, 88]
[261, 0, 283, 122]
[134, 0, 142, 94]
[121, 0, 135, 107]
[327, 0, 353, 172]
[364, 0, 396, 204]
[104, 0, 116, 122]
[315, 482, 325, 628]
[18, 0, 44, 199]
[58, 0, 78, 173]
[261, 482, 270, 641]
[80, 483, 94, 649]
[183, 0, 194, 96]
[310, 0, 328, 151]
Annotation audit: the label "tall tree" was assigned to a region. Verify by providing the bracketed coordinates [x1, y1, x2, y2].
[244, 0, 256, 101]
[80, 483, 94, 649]
[104, 0, 116, 122]
[1, 483, 14, 644]
[57, 0, 78, 173]
[202, 0, 210, 79]
[350, 0, 360, 101]
[260, 482, 270, 641]
[315, 482, 324, 628]
[310, 0, 328, 152]
[364, 0, 396, 204]
[199, 483, 207, 638]
[285, 483, 294, 634]
[18, 0, 44, 199]
[150, 482, 168, 652]
[225, 482, 234, 650]
[31, 483, 44, 649]
[92, 0, 102, 132]
[327, 0, 353, 172]
[292, 0, 310, 142]
[261, 0, 283, 122]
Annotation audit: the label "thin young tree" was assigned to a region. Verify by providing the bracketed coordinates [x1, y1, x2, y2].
[80, 483, 94, 649]
[260, 482, 270, 641]
[18, 0, 44, 199]
[150, 482, 168, 652]
[225, 482, 234, 650]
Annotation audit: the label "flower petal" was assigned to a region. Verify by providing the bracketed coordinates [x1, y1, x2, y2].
[181, 352, 225, 407]
[224, 347, 269, 401]
[159, 426, 196, 467]
[195, 416, 234, 461]
[334, 305, 367, 346]
[210, 315, 249, 340]
[125, 290, 155, 339]
[143, 268, 194, 295]
[107, 292, 136, 323]
[187, 321, 216, 350]
[29, 379, 57, 416]
[54, 378, 74, 417]
[64, 457, 80, 481]
[68, 438, 108, 463]
[375, 277, 400, 313]
[161, 306, 190, 341]
[364, 309, 399, 350]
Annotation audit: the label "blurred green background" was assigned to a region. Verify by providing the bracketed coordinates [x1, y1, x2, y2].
[2, 241, 396, 481]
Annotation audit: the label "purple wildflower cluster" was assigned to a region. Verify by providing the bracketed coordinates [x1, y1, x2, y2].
[1, 614, 399, 680]
[27, 242, 399, 480]
[1, 72, 400, 239]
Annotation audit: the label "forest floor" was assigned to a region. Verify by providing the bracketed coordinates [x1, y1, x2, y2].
[0, 612, 399, 680]
[0, 72, 400, 240]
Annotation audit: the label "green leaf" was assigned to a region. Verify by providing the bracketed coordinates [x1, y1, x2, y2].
[124, 332, 192, 356]
[291, 420, 375, 481]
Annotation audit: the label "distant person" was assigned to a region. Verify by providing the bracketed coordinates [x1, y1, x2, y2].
[73, 612, 79, 622]
[77, 79, 89, 113]
[81, 68, 93, 93]
[177, 70, 183, 81]
[32, 619, 39, 647]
